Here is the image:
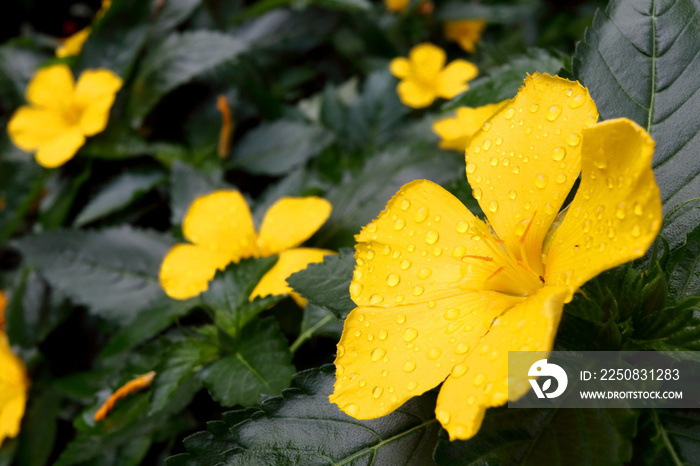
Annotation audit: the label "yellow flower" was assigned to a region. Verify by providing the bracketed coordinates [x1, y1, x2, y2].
[444, 19, 487, 53]
[159, 190, 334, 305]
[0, 332, 28, 446]
[385, 0, 410, 12]
[56, 0, 112, 57]
[432, 102, 506, 151]
[389, 43, 478, 108]
[329, 73, 662, 440]
[7, 64, 122, 168]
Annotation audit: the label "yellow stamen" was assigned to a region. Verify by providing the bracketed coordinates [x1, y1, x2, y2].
[485, 266, 505, 283]
[463, 254, 493, 262]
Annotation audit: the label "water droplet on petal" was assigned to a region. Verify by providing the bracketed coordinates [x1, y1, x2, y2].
[556, 173, 567, 184]
[403, 328, 418, 341]
[396, 313, 406, 324]
[529, 104, 539, 113]
[490, 157, 498, 166]
[552, 146, 566, 161]
[350, 282, 363, 297]
[569, 94, 586, 109]
[412, 285, 424, 296]
[482, 121, 491, 132]
[428, 348, 442, 360]
[632, 225, 641, 237]
[456, 220, 469, 233]
[508, 190, 517, 200]
[407, 380, 418, 390]
[473, 373, 486, 385]
[344, 403, 359, 416]
[400, 260, 411, 270]
[634, 203, 643, 216]
[400, 199, 410, 211]
[386, 273, 400, 287]
[546, 104, 562, 121]
[425, 230, 439, 244]
[417, 268, 432, 279]
[369, 294, 383, 304]
[451, 364, 468, 378]
[535, 174, 548, 189]
[504, 108, 516, 120]
[472, 188, 482, 200]
[615, 203, 626, 219]
[488, 200, 499, 212]
[378, 329, 388, 340]
[566, 133, 581, 146]
[455, 343, 469, 354]
[403, 360, 416, 372]
[414, 207, 429, 223]
[466, 162, 477, 174]
[444, 308, 460, 320]
[337, 344, 345, 357]
[372, 386, 384, 398]
[483, 139, 492, 151]
[437, 409, 451, 424]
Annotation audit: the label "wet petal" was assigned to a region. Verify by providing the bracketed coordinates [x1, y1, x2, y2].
[435, 59, 478, 99]
[434, 285, 569, 440]
[432, 102, 506, 151]
[74, 68, 123, 136]
[7, 106, 70, 151]
[159, 243, 230, 300]
[0, 333, 28, 445]
[34, 127, 85, 168]
[465, 73, 599, 274]
[409, 43, 446, 83]
[545, 119, 662, 293]
[250, 248, 333, 302]
[396, 80, 436, 108]
[25, 64, 74, 110]
[330, 290, 522, 420]
[389, 57, 411, 79]
[257, 197, 331, 256]
[182, 190, 258, 262]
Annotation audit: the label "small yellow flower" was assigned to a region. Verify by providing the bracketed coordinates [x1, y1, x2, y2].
[444, 19, 487, 53]
[385, 0, 410, 12]
[94, 371, 155, 422]
[0, 319, 28, 446]
[56, 0, 112, 57]
[159, 190, 334, 305]
[432, 102, 506, 151]
[330, 74, 662, 440]
[389, 43, 478, 108]
[8, 64, 122, 168]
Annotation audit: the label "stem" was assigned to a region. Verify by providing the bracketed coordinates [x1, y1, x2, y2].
[290, 314, 335, 354]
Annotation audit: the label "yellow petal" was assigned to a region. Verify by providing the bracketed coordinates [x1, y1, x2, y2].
[444, 20, 487, 53]
[435, 59, 478, 99]
[25, 64, 74, 110]
[544, 118, 662, 293]
[432, 102, 506, 151]
[182, 190, 258, 262]
[389, 57, 411, 79]
[158, 243, 230, 300]
[330, 290, 523, 420]
[34, 127, 85, 168]
[465, 73, 599, 275]
[384, 0, 409, 12]
[352, 179, 539, 306]
[257, 197, 332, 256]
[434, 285, 569, 440]
[56, 27, 91, 58]
[7, 106, 70, 152]
[409, 43, 446, 83]
[0, 333, 28, 446]
[94, 371, 155, 421]
[74, 69, 123, 136]
[250, 248, 333, 302]
[396, 80, 436, 108]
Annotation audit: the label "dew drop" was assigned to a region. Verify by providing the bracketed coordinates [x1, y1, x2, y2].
[482, 121, 492, 132]
[472, 188, 482, 200]
[515, 218, 530, 237]
[455, 343, 469, 354]
[417, 268, 432, 279]
[467, 395, 476, 406]
[414, 207, 429, 223]
[466, 162, 477, 174]
[372, 386, 384, 398]
[495, 137, 503, 146]
[446, 322, 461, 334]
[632, 225, 641, 237]
[386, 273, 400, 287]
[400, 199, 411, 211]
[508, 190, 517, 200]
[513, 165, 521, 174]
[403, 328, 418, 341]
[425, 230, 439, 244]
[456, 220, 469, 233]
[490, 157, 498, 166]
[428, 348, 442, 360]
[452, 245, 466, 257]
[566, 133, 581, 147]
[473, 146, 481, 154]
[444, 308, 460, 320]
[555, 173, 567, 184]
[615, 203, 626, 219]
[359, 380, 366, 387]
[396, 313, 406, 324]
[552, 146, 566, 161]
[354, 330, 362, 337]
[473, 373, 486, 386]
[504, 108, 516, 120]
[529, 104, 539, 113]
[535, 174, 548, 189]
[634, 203, 643, 216]
[407, 380, 418, 390]
[337, 344, 345, 357]
[488, 200, 499, 212]
[403, 360, 416, 372]
[451, 364, 468, 378]
[369, 294, 383, 305]
[344, 403, 359, 416]
[546, 104, 562, 121]
[525, 127, 533, 135]
[483, 139, 492, 151]
[400, 260, 412, 271]
[568, 94, 586, 109]
[394, 218, 406, 230]
[336, 364, 345, 375]
[350, 282, 363, 297]
[412, 285, 424, 296]
[593, 159, 607, 169]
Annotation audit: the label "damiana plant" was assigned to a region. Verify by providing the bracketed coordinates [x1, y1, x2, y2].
[444, 19, 487, 53]
[56, 0, 112, 57]
[389, 43, 478, 108]
[329, 74, 662, 440]
[159, 190, 334, 304]
[7, 64, 122, 168]
[432, 102, 506, 151]
[0, 294, 28, 446]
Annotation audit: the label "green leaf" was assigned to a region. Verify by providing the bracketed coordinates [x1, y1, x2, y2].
[172, 365, 441, 465]
[666, 223, 700, 304]
[0, 159, 46, 244]
[633, 409, 700, 465]
[231, 120, 335, 175]
[628, 298, 700, 354]
[127, 31, 247, 126]
[74, 170, 165, 226]
[434, 407, 638, 465]
[314, 0, 371, 12]
[199, 318, 295, 407]
[38, 164, 91, 230]
[436, 2, 539, 23]
[0, 44, 48, 108]
[13, 226, 173, 325]
[202, 257, 281, 335]
[443, 49, 566, 110]
[150, 0, 202, 37]
[573, 0, 700, 249]
[14, 388, 60, 466]
[169, 161, 227, 225]
[287, 248, 356, 319]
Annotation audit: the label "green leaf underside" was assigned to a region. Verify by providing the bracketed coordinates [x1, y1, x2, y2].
[435, 407, 638, 466]
[666, 223, 700, 303]
[632, 409, 700, 465]
[287, 249, 356, 319]
[573, 0, 700, 249]
[13, 226, 173, 324]
[170, 365, 441, 465]
[199, 318, 295, 407]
